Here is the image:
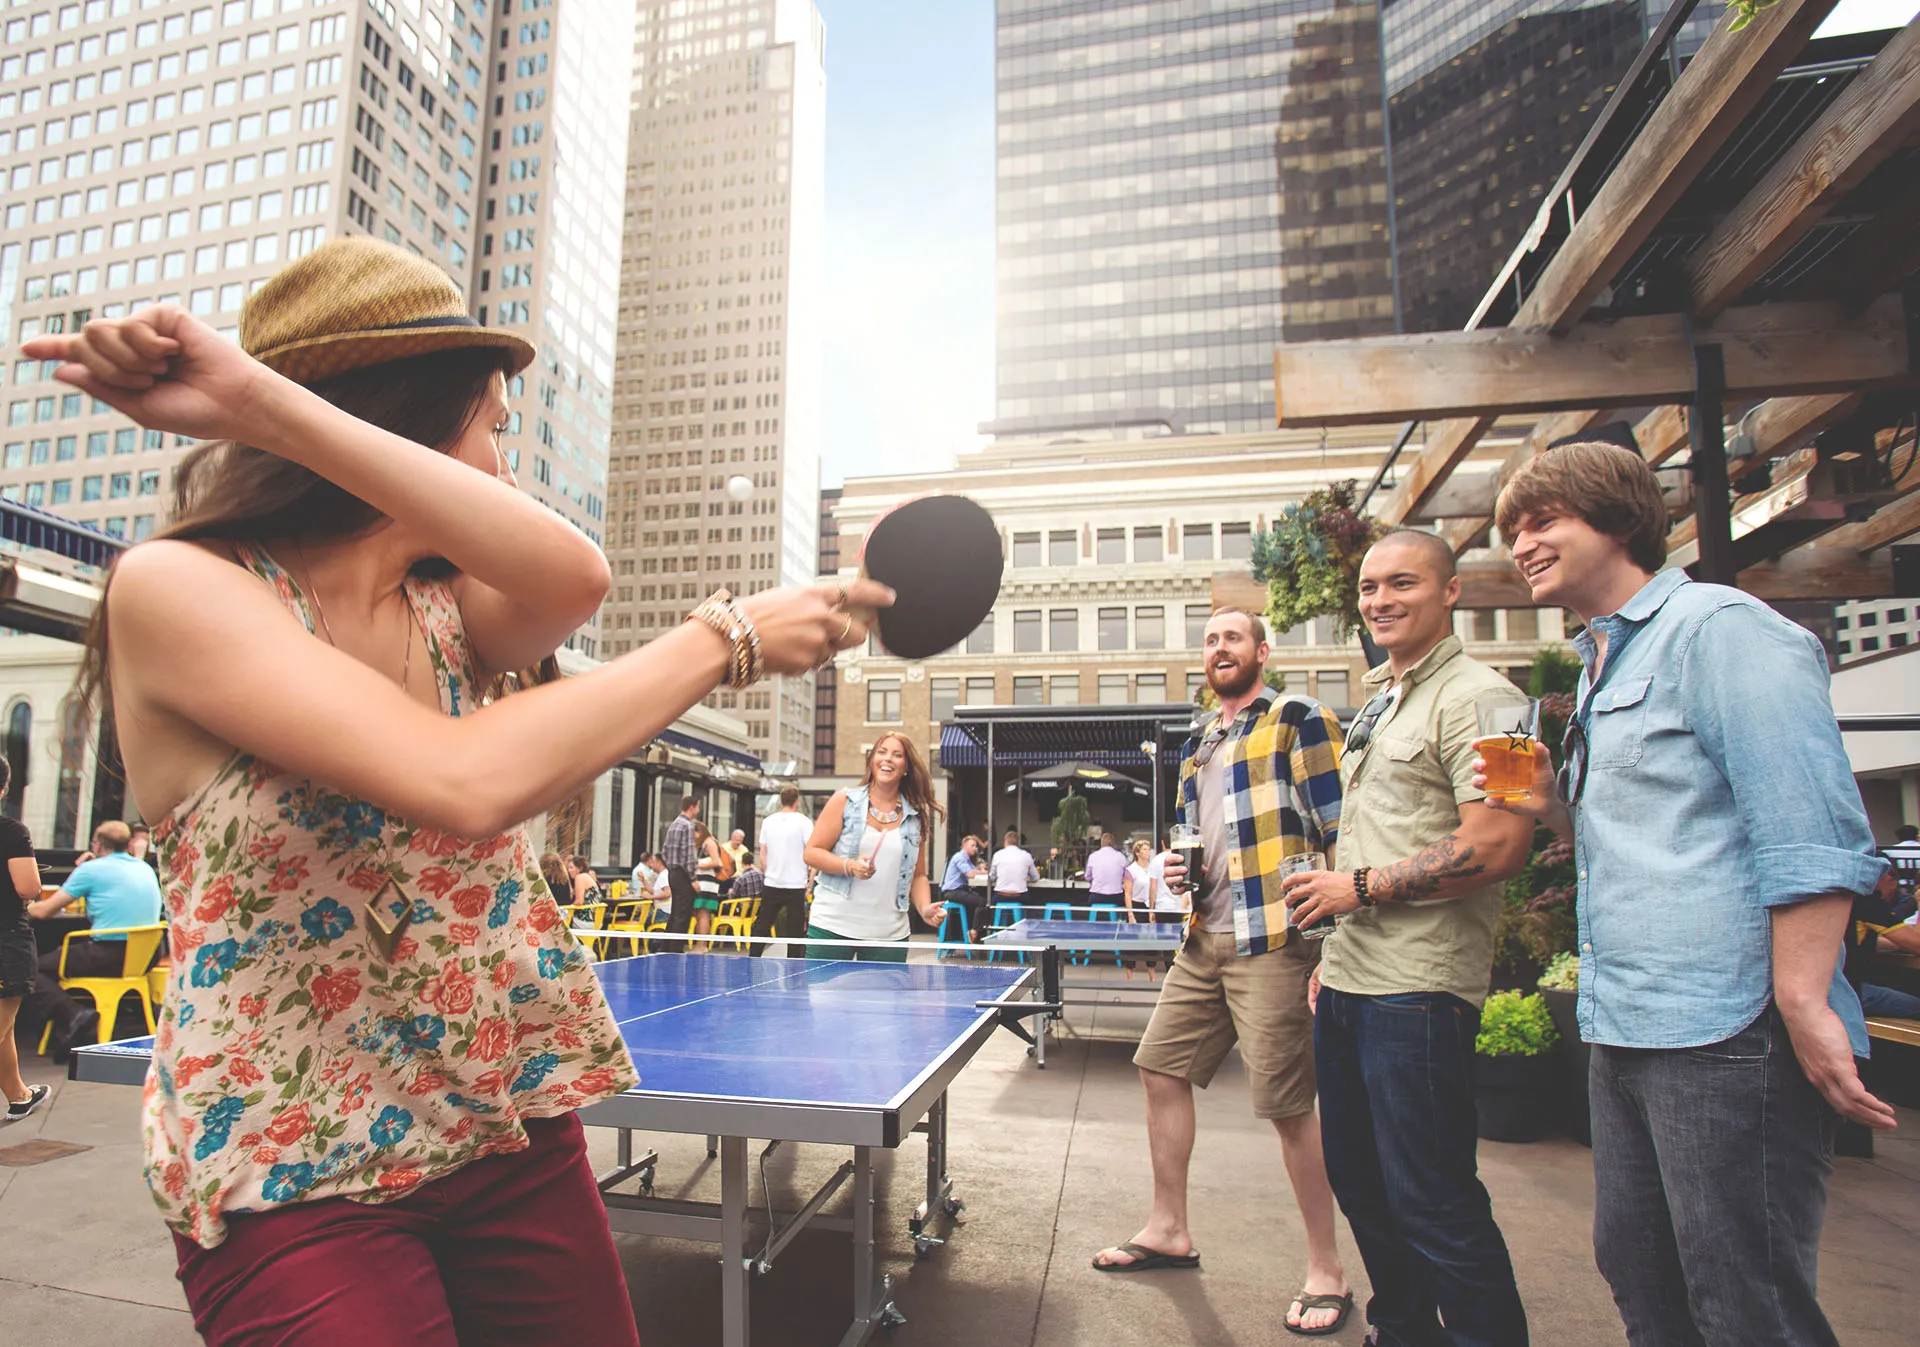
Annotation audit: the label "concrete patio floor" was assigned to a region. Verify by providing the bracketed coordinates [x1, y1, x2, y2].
[2, 951, 1912, 1346]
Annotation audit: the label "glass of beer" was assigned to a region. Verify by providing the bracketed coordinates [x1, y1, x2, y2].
[1283, 852, 1335, 939]
[1472, 698, 1543, 802]
[1168, 823, 1203, 894]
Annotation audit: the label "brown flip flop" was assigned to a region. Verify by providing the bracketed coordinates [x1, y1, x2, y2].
[1091, 1241, 1201, 1272]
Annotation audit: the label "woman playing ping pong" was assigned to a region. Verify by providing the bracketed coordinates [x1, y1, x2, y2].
[23, 238, 888, 1346]
[802, 733, 946, 961]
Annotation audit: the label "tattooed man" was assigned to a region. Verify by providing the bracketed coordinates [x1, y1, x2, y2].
[1283, 529, 1535, 1347]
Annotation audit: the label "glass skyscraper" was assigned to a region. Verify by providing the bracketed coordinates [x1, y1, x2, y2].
[991, 1, 1390, 440]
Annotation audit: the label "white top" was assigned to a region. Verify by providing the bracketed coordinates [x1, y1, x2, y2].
[759, 809, 813, 889]
[1125, 861, 1151, 908]
[1149, 851, 1187, 913]
[989, 845, 1037, 894]
[807, 825, 910, 942]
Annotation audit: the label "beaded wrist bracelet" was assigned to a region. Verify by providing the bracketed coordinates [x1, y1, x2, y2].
[685, 589, 764, 689]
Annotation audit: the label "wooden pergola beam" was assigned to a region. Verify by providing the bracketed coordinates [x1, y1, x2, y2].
[1689, 19, 1920, 321]
[1274, 296, 1907, 426]
[1520, 0, 1841, 334]
[1453, 546, 1899, 608]
[1374, 417, 1495, 526]
[1812, 475, 1920, 554]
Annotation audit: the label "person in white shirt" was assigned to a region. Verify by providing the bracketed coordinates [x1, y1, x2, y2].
[751, 786, 814, 957]
[989, 830, 1038, 906]
[630, 853, 662, 899]
[1123, 840, 1157, 920]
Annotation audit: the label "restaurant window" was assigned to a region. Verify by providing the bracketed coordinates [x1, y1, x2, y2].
[1013, 610, 1042, 652]
[1097, 674, 1130, 705]
[1050, 608, 1078, 652]
[1047, 529, 1076, 567]
[1136, 673, 1168, 703]
[1507, 608, 1539, 641]
[1012, 676, 1043, 706]
[966, 614, 994, 654]
[1096, 528, 1126, 564]
[1220, 522, 1252, 561]
[866, 679, 901, 724]
[1470, 610, 1498, 642]
[1098, 606, 1127, 651]
[964, 675, 995, 705]
[1317, 671, 1351, 709]
[1134, 526, 1163, 563]
[1185, 604, 1211, 648]
[1049, 675, 1078, 706]
[929, 677, 959, 723]
[1186, 671, 1206, 702]
[1182, 524, 1213, 561]
[1135, 606, 1164, 649]
[1011, 532, 1040, 568]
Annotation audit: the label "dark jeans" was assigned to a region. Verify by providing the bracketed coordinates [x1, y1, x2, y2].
[1858, 982, 1920, 1019]
[663, 866, 696, 936]
[28, 937, 127, 1036]
[1315, 987, 1528, 1347]
[941, 888, 986, 940]
[1590, 1006, 1838, 1347]
[748, 885, 808, 956]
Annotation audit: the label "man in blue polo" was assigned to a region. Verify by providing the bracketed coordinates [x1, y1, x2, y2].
[26, 820, 164, 1057]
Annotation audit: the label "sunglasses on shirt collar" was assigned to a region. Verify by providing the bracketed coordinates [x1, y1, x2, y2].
[1343, 689, 1396, 755]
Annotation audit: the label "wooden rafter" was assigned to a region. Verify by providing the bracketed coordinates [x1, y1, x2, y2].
[1689, 19, 1920, 320]
[1374, 417, 1495, 526]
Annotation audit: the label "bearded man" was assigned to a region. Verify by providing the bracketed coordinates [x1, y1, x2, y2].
[1088, 608, 1354, 1338]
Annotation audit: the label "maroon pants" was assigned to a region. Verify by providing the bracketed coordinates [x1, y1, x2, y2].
[174, 1113, 641, 1347]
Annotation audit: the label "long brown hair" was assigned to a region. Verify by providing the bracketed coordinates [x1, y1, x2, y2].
[74, 346, 520, 739]
[864, 732, 945, 827]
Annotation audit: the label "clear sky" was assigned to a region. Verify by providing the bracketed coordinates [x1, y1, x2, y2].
[816, 1, 995, 488]
[810, 0, 1919, 488]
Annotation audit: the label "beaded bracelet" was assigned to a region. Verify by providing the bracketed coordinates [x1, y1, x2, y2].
[685, 589, 764, 689]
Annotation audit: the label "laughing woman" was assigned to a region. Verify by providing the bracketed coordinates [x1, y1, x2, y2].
[23, 238, 888, 1346]
[801, 733, 946, 962]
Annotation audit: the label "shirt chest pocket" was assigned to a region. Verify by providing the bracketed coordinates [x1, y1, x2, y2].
[1356, 735, 1449, 828]
[1588, 674, 1652, 770]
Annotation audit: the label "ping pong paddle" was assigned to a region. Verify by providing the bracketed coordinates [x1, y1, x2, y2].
[850, 495, 1003, 660]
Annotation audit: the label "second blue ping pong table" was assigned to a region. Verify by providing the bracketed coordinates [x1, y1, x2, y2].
[72, 952, 1036, 1347]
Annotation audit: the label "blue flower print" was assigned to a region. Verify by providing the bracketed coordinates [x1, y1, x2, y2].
[508, 982, 540, 1005]
[394, 1014, 447, 1056]
[189, 939, 243, 988]
[487, 878, 521, 930]
[536, 947, 574, 980]
[177, 1002, 197, 1027]
[192, 1095, 248, 1160]
[510, 1053, 560, 1094]
[340, 801, 386, 844]
[300, 898, 356, 944]
[368, 1104, 414, 1148]
[409, 898, 440, 926]
[262, 1161, 320, 1203]
[443, 1092, 500, 1115]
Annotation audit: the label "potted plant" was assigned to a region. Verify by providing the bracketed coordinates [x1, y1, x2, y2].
[1536, 951, 1590, 1145]
[1250, 480, 1386, 640]
[1474, 989, 1559, 1143]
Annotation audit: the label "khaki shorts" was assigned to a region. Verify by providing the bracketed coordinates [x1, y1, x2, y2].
[1133, 929, 1319, 1120]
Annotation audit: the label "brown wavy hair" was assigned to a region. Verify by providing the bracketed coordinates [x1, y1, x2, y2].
[73, 346, 525, 740]
[863, 732, 945, 827]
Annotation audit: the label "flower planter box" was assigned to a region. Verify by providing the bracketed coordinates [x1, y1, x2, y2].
[1540, 987, 1591, 1146]
[1474, 1052, 1553, 1143]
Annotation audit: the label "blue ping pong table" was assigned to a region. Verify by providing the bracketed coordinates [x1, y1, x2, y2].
[983, 919, 1187, 1045]
[72, 952, 1035, 1347]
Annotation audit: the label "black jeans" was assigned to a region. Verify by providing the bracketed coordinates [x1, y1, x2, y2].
[1590, 1006, 1838, 1347]
[747, 885, 808, 956]
[663, 866, 696, 936]
[1315, 987, 1529, 1347]
[27, 937, 127, 1035]
[941, 888, 986, 940]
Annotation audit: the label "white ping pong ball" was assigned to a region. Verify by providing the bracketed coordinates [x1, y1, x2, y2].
[726, 475, 753, 501]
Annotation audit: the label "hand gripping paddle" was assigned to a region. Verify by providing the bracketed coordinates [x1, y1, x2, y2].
[849, 495, 1004, 660]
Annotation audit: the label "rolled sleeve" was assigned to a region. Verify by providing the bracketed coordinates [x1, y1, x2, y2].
[1751, 844, 1889, 909]
[1436, 685, 1519, 807]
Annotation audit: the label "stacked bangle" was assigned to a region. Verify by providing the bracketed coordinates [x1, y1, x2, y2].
[685, 589, 764, 689]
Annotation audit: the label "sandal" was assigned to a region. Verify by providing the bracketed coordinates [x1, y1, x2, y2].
[1090, 1240, 1201, 1273]
[1285, 1289, 1354, 1337]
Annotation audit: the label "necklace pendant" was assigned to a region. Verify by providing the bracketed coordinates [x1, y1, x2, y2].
[364, 878, 418, 962]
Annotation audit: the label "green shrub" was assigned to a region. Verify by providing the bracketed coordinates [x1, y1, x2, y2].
[1537, 951, 1580, 992]
[1475, 990, 1559, 1057]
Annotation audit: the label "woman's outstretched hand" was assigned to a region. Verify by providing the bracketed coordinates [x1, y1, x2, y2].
[742, 580, 894, 677]
[22, 303, 273, 445]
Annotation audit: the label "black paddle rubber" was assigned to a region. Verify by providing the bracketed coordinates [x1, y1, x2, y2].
[860, 495, 1004, 660]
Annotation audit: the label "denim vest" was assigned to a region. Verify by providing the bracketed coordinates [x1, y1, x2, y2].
[810, 783, 923, 911]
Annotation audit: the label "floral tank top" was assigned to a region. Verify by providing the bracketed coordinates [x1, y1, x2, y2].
[144, 546, 638, 1248]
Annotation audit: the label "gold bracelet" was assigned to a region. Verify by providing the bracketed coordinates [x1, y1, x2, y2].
[685, 589, 763, 689]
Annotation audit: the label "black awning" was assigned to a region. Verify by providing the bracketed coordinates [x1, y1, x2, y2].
[0, 498, 126, 569]
[939, 703, 1197, 770]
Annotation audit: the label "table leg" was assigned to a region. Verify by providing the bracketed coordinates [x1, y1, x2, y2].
[721, 1135, 749, 1347]
[909, 1092, 955, 1255]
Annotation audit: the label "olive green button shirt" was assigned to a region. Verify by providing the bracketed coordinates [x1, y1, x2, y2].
[1320, 634, 1527, 1008]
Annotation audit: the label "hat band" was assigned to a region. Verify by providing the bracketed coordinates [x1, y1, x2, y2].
[363, 313, 483, 334]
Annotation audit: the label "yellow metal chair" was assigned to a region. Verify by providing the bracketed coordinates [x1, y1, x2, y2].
[38, 923, 168, 1051]
[711, 897, 757, 950]
[602, 898, 656, 959]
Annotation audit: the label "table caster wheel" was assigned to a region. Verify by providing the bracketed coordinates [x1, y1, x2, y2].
[913, 1235, 942, 1258]
[941, 1195, 965, 1218]
[880, 1302, 908, 1329]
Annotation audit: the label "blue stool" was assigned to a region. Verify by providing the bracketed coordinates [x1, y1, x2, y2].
[990, 902, 1026, 963]
[1089, 903, 1124, 965]
[937, 905, 970, 958]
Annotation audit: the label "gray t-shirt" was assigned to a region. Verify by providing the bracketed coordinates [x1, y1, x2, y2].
[1195, 748, 1236, 934]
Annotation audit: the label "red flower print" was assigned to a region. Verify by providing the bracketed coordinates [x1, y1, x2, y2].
[311, 968, 361, 1020]
[514, 1021, 551, 1043]
[492, 962, 515, 989]
[267, 856, 310, 894]
[442, 1117, 475, 1143]
[570, 988, 596, 1010]
[264, 1103, 314, 1144]
[173, 841, 202, 887]
[553, 1027, 583, 1049]
[449, 922, 479, 947]
[416, 866, 461, 899]
[377, 1167, 425, 1193]
[238, 1132, 262, 1149]
[423, 966, 476, 1017]
[228, 1058, 264, 1088]
[166, 884, 189, 918]
[471, 1069, 505, 1096]
[448, 885, 490, 918]
[193, 877, 237, 922]
[390, 936, 419, 962]
[573, 1066, 622, 1096]
[406, 1071, 447, 1097]
[253, 1146, 281, 1165]
[469, 834, 511, 861]
[161, 1161, 188, 1199]
[340, 1072, 374, 1114]
[410, 829, 463, 858]
[170, 922, 206, 954]
[471, 1017, 512, 1063]
[248, 833, 287, 861]
[238, 993, 267, 1019]
[527, 899, 560, 933]
[347, 866, 389, 893]
[174, 1055, 219, 1087]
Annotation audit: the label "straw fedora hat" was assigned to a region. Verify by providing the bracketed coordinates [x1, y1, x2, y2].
[240, 237, 535, 384]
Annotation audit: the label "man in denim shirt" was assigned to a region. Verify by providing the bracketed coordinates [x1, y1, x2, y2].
[1490, 442, 1892, 1347]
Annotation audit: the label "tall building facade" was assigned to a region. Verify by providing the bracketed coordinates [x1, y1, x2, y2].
[992, 0, 1395, 440]
[602, 0, 825, 766]
[0, 0, 621, 652]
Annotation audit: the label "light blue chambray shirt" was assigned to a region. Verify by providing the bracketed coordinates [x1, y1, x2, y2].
[1568, 569, 1885, 1055]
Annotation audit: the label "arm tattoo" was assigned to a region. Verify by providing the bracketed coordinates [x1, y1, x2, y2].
[1373, 832, 1486, 903]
